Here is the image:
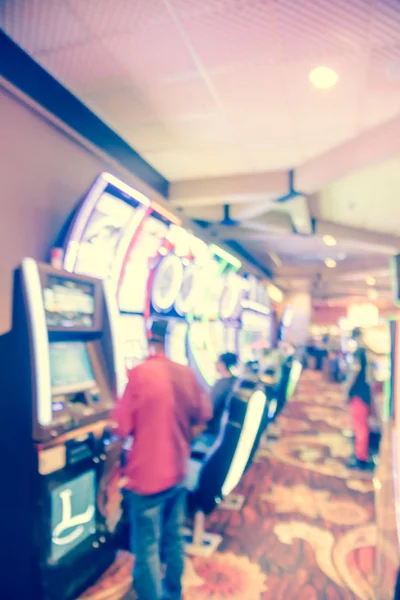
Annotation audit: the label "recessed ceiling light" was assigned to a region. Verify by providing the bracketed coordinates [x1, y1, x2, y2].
[368, 289, 378, 300]
[325, 258, 337, 268]
[366, 276, 376, 286]
[309, 66, 339, 89]
[322, 234, 337, 246]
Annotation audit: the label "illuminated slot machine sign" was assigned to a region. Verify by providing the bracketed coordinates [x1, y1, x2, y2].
[117, 202, 185, 369]
[220, 272, 247, 354]
[187, 245, 242, 388]
[62, 172, 150, 287]
[151, 228, 209, 366]
[239, 276, 271, 364]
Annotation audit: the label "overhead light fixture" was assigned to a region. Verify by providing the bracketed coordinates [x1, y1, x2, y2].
[322, 234, 337, 247]
[324, 258, 337, 268]
[309, 66, 339, 89]
[368, 289, 378, 300]
[366, 276, 376, 286]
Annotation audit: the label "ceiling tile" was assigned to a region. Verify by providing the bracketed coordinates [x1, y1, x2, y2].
[67, 0, 170, 37]
[371, 0, 400, 48]
[367, 45, 400, 93]
[273, 0, 371, 61]
[166, 114, 235, 149]
[1, 0, 89, 54]
[209, 64, 287, 115]
[172, 0, 278, 71]
[144, 148, 254, 180]
[82, 86, 158, 127]
[143, 77, 218, 119]
[33, 42, 125, 95]
[122, 123, 176, 153]
[101, 20, 197, 85]
[360, 90, 400, 129]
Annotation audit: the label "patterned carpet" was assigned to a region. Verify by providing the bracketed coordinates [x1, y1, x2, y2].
[80, 370, 376, 600]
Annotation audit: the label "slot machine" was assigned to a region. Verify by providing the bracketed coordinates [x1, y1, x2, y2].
[187, 245, 242, 389]
[220, 272, 247, 355]
[0, 259, 125, 600]
[150, 229, 209, 366]
[239, 276, 272, 365]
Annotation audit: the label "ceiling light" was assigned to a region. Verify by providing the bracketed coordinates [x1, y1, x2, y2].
[366, 276, 376, 286]
[368, 289, 378, 300]
[324, 258, 337, 268]
[309, 66, 339, 89]
[322, 234, 337, 247]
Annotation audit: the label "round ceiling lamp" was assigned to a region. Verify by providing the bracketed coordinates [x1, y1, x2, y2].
[309, 66, 339, 89]
[366, 276, 376, 286]
[322, 234, 337, 246]
[324, 258, 337, 268]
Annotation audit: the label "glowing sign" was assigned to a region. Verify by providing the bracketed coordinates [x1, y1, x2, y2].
[51, 470, 96, 562]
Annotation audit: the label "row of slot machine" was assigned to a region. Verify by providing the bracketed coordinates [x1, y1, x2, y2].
[60, 171, 277, 389]
[0, 172, 278, 600]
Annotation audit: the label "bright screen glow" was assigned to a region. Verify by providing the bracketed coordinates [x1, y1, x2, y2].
[189, 322, 216, 386]
[44, 276, 95, 328]
[209, 321, 225, 356]
[224, 326, 238, 353]
[51, 470, 96, 562]
[222, 389, 266, 497]
[118, 216, 167, 313]
[74, 192, 137, 279]
[49, 342, 95, 395]
[151, 255, 184, 313]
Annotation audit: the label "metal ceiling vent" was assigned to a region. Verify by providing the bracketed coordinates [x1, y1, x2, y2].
[275, 170, 314, 237]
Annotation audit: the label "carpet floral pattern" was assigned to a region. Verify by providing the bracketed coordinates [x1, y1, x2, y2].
[80, 370, 376, 600]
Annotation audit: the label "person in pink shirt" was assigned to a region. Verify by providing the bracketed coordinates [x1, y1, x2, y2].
[113, 319, 212, 600]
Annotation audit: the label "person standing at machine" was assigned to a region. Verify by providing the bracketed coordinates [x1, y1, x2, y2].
[206, 352, 238, 436]
[113, 320, 212, 600]
[346, 327, 374, 470]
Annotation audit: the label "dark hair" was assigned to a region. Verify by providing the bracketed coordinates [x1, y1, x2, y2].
[149, 319, 168, 343]
[352, 327, 362, 340]
[219, 352, 238, 371]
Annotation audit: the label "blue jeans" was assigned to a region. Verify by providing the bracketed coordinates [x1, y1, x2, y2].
[127, 486, 186, 600]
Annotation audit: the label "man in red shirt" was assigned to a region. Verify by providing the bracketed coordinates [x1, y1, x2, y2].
[113, 320, 212, 600]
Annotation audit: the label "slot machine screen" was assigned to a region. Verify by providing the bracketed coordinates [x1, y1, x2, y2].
[118, 216, 168, 313]
[209, 321, 225, 356]
[73, 192, 138, 279]
[188, 322, 216, 386]
[43, 276, 95, 328]
[49, 342, 96, 395]
[50, 470, 96, 563]
[224, 326, 238, 353]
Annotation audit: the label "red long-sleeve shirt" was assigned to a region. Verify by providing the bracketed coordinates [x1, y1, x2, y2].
[113, 354, 212, 495]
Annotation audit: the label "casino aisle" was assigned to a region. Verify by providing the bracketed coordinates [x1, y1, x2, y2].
[79, 369, 376, 600]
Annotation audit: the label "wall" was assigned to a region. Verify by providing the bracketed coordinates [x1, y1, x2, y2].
[284, 293, 312, 346]
[0, 85, 157, 334]
[312, 305, 347, 326]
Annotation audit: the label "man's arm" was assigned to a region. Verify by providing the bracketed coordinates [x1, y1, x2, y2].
[112, 372, 138, 438]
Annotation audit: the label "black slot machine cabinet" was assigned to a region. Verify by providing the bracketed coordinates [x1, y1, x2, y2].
[0, 258, 126, 600]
